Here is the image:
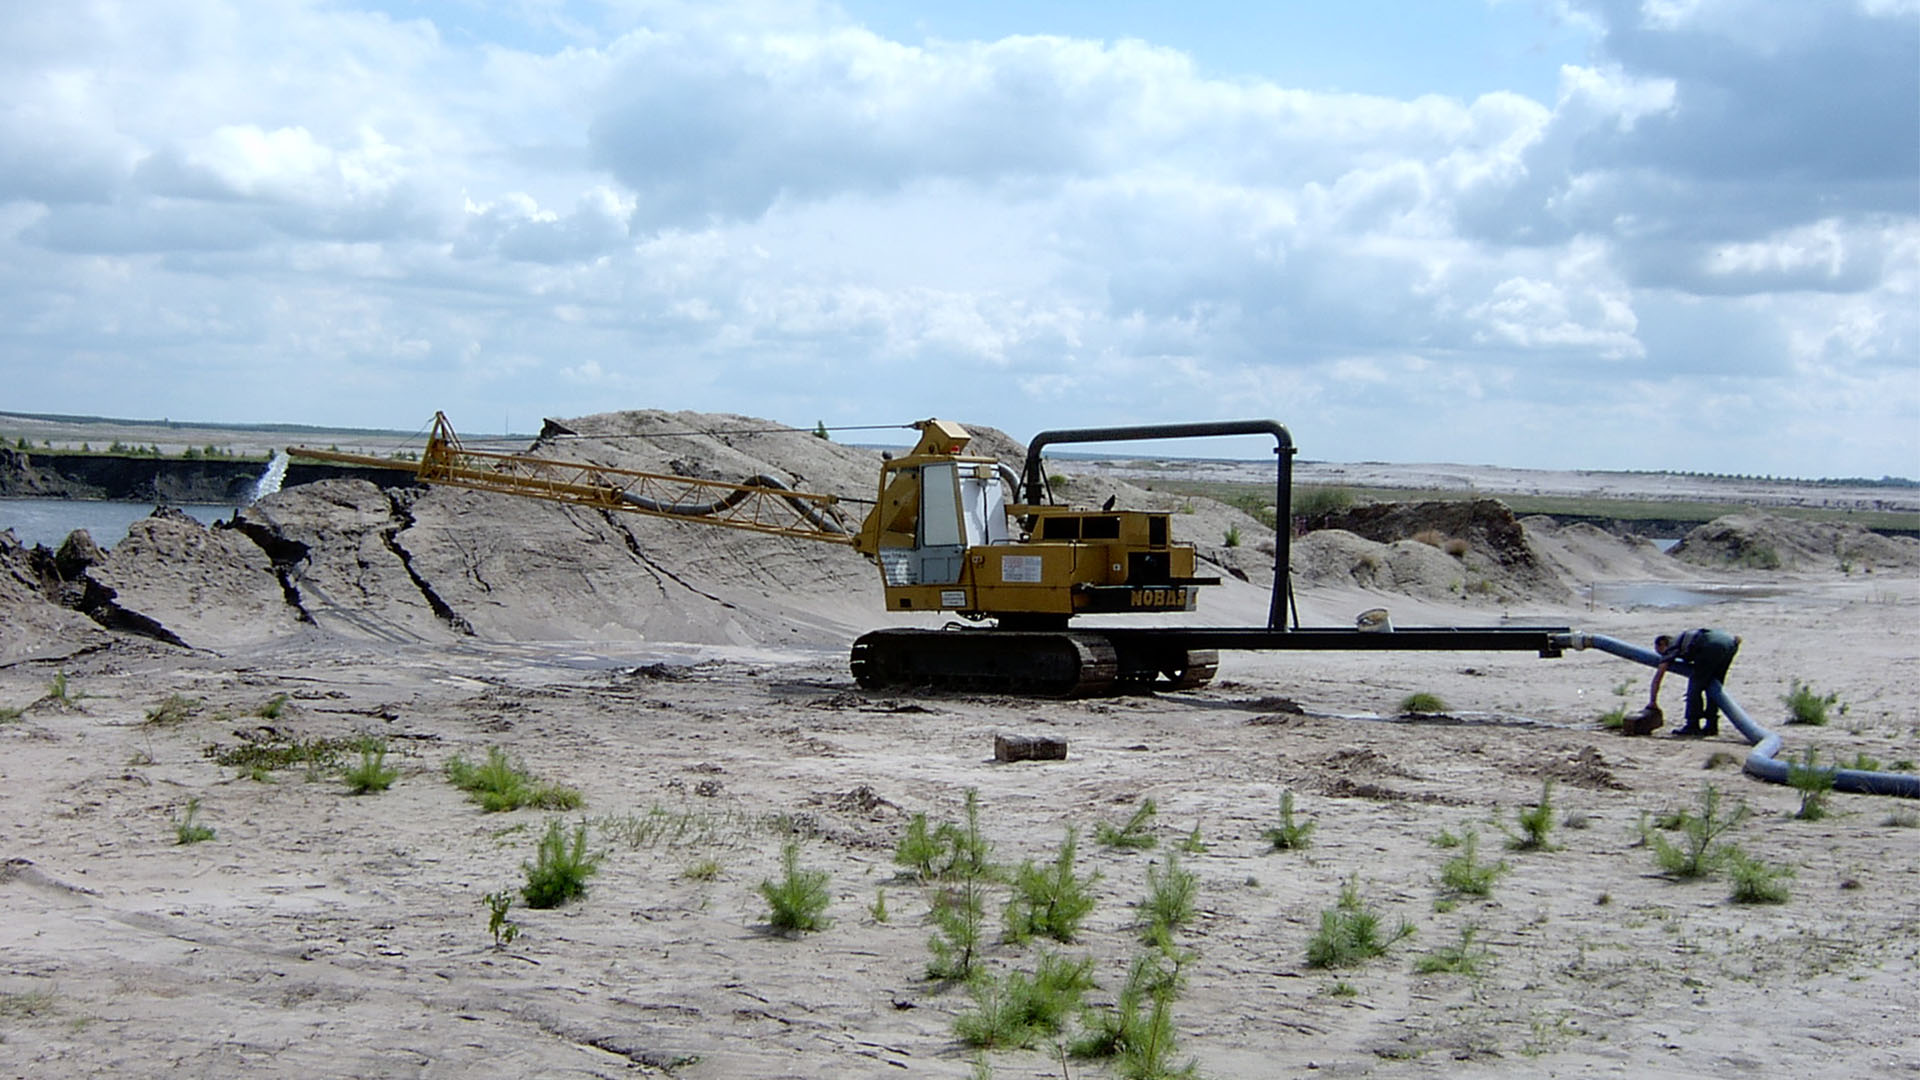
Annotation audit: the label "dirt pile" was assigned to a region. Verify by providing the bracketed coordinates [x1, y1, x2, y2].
[1522, 517, 1697, 583]
[1672, 512, 1920, 573]
[0, 529, 109, 663]
[1290, 498, 1571, 605]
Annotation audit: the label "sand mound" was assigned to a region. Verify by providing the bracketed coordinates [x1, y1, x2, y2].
[0, 530, 110, 663]
[1293, 499, 1571, 604]
[84, 509, 306, 652]
[1672, 512, 1920, 572]
[1522, 516, 1696, 583]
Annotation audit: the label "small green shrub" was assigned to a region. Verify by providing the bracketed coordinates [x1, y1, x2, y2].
[1439, 831, 1508, 897]
[1306, 876, 1414, 968]
[255, 693, 291, 719]
[1508, 780, 1558, 851]
[1399, 692, 1447, 715]
[483, 890, 520, 947]
[1004, 827, 1099, 944]
[683, 856, 722, 882]
[1649, 784, 1749, 879]
[46, 670, 75, 704]
[1786, 748, 1835, 821]
[1727, 851, 1793, 904]
[343, 741, 398, 795]
[1263, 790, 1315, 851]
[1781, 678, 1845, 726]
[173, 798, 215, 845]
[1223, 525, 1242, 548]
[760, 839, 831, 933]
[521, 819, 603, 909]
[868, 887, 889, 923]
[446, 747, 583, 812]
[1415, 925, 1490, 976]
[894, 812, 946, 880]
[1841, 752, 1882, 772]
[895, 789, 996, 881]
[1070, 942, 1198, 1078]
[1293, 485, 1354, 520]
[1177, 825, 1208, 854]
[145, 693, 200, 726]
[1431, 827, 1462, 849]
[0, 705, 23, 724]
[954, 952, 1095, 1050]
[1138, 853, 1197, 943]
[1096, 798, 1159, 850]
[927, 876, 988, 981]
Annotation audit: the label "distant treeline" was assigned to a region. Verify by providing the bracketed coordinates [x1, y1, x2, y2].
[1612, 469, 1918, 488]
[0, 410, 437, 438]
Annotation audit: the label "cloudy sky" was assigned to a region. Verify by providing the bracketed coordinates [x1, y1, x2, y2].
[2, 0, 1915, 476]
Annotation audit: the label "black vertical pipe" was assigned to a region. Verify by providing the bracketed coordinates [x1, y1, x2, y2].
[1020, 419, 1296, 631]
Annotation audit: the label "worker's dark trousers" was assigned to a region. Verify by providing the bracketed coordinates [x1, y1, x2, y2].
[1684, 630, 1741, 723]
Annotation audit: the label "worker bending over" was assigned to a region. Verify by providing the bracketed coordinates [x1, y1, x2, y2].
[1647, 628, 1741, 738]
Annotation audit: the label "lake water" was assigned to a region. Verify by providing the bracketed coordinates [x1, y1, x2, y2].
[1582, 581, 1789, 608]
[0, 498, 237, 550]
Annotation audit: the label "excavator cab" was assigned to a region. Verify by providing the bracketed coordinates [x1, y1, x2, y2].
[853, 419, 1216, 626]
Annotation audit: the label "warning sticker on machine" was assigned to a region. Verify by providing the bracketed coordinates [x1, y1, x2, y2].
[1001, 555, 1043, 583]
[941, 590, 968, 608]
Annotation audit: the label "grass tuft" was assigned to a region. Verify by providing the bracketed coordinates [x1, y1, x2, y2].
[954, 952, 1096, 1050]
[1138, 853, 1197, 943]
[1263, 790, 1315, 851]
[1070, 942, 1199, 1078]
[1439, 831, 1508, 897]
[1415, 924, 1491, 976]
[1508, 780, 1558, 851]
[1726, 851, 1793, 904]
[521, 819, 603, 909]
[1004, 827, 1099, 944]
[1787, 748, 1835, 821]
[173, 798, 215, 845]
[145, 693, 200, 726]
[1648, 784, 1749, 879]
[446, 747, 583, 813]
[1307, 876, 1414, 968]
[1095, 798, 1159, 850]
[1398, 691, 1447, 715]
[1781, 678, 1845, 725]
[760, 840, 831, 933]
[342, 740, 398, 795]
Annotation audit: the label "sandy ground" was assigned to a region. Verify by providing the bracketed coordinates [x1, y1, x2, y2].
[2, 418, 1918, 1079]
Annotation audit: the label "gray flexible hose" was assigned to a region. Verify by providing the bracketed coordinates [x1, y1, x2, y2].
[1560, 633, 1919, 798]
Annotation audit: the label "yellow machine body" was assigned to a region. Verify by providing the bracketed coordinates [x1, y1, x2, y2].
[853, 420, 1208, 625]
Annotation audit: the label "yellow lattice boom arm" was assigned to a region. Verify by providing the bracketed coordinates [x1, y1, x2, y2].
[288, 413, 854, 545]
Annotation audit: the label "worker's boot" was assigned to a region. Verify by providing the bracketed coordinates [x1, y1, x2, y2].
[1671, 723, 1703, 737]
[1702, 719, 1720, 737]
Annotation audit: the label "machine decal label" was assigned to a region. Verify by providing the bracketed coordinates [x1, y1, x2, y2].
[1001, 555, 1043, 583]
[941, 589, 968, 608]
[1130, 588, 1191, 609]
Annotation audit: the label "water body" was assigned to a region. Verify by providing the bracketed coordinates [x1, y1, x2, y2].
[1583, 581, 1790, 609]
[0, 498, 236, 550]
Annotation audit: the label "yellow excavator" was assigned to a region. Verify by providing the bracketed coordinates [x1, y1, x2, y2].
[291, 413, 1568, 695]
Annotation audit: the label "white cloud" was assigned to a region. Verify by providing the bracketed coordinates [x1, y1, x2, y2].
[0, 0, 1911, 477]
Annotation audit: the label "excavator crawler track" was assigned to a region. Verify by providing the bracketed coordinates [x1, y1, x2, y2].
[850, 630, 1219, 697]
[850, 628, 1121, 697]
